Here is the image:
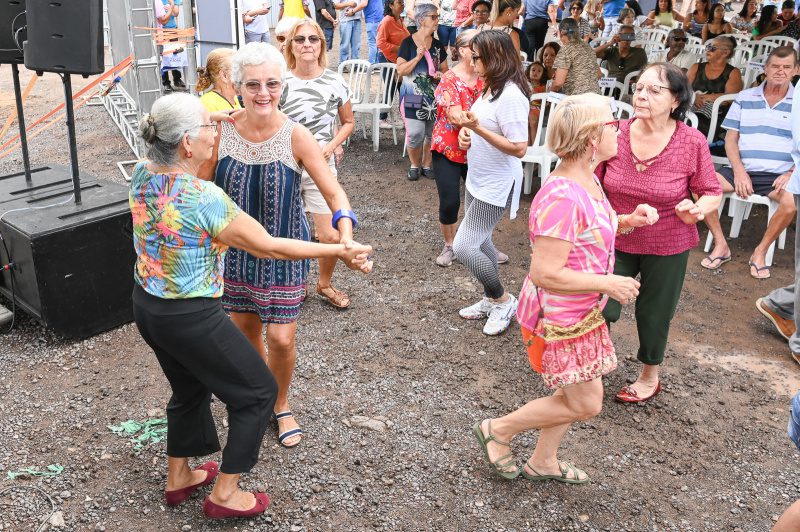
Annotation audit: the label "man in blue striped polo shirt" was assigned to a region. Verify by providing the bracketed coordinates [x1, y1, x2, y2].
[701, 46, 797, 280]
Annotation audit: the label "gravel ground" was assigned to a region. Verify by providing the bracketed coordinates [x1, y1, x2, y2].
[2, 42, 800, 531]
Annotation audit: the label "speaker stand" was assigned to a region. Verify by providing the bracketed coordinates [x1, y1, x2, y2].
[10, 63, 32, 185]
[60, 73, 82, 205]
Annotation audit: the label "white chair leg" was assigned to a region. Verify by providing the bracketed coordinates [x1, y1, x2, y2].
[729, 198, 745, 238]
[779, 228, 787, 249]
[744, 203, 753, 220]
[391, 123, 398, 145]
[372, 112, 379, 151]
[523, 162, 533, 195]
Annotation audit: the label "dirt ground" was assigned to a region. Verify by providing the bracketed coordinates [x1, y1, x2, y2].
[2, 38, 800, 531]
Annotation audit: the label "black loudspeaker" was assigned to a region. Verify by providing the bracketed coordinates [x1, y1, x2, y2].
[0, 0, 25, 64]
[23, 0, 103, 75]
[0, 165, 135, 339]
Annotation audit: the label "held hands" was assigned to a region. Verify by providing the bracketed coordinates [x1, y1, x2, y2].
[338, 241, 374, 273]
[675, 198, 704, 225]
[604, 275, 641, 305]
[627, 204, 659, 228]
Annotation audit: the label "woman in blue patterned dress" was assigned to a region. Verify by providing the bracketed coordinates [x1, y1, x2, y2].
[202, 43, 358, 448]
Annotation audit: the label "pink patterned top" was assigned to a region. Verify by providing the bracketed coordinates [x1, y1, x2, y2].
[517, 176, 617, 329]
[432, 70, 483, 164]
[595, 119, 721, 256]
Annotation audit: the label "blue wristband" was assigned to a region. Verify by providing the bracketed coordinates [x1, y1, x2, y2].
[332, 209, 358, 230]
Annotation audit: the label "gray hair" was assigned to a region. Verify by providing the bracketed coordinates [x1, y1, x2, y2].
[275, 16, 302, 37]
[138, 93, 204, 166]
[414, 2, 438, 26]
[231, 42, 287, 87]
[558, 18, 580, 41]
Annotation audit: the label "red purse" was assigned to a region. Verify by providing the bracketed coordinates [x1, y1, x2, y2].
[522, 322, 545, 373]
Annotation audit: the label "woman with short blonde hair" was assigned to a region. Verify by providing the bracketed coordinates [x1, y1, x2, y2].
[472, 93, 658, 484]
[283, 18, 329, 69]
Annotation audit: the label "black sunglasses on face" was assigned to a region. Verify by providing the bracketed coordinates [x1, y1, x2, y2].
[671, 36, 687, 41]
[293, 35, 321, 44]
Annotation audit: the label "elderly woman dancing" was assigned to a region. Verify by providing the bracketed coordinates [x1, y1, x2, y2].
[599, 63, 722, 403]
[203, 43, 360, 448]
[281, 19, 356, 308]
[131, 93, 372, 518]
[472, 93, 656, 483]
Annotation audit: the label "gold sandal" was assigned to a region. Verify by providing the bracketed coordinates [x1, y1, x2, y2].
[316, 284, 350, 309]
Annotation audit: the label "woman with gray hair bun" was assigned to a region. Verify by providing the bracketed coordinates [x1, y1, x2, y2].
[131, 92, 372, 519]
[200, 42, 362, 451]
[396, 2, 449, 181]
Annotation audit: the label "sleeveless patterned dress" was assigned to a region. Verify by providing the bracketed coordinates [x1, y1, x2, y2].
[214, 119, 310, 323]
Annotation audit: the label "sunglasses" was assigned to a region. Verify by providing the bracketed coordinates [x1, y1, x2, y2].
[293, 35, 322, 44]
[671, 36, 687, 42]
[276, 35, 286, 43]
[604, 120, 620, 132]
[243, 80, 283, 93]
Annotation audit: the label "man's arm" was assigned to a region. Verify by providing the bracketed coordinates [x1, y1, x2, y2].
[351, 0, 368, 13]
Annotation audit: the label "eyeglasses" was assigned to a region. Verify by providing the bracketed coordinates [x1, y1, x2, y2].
[199, 122, 218, 132]
[604, 120, 620, 132]
[670, 36, 687, 42]
[705, 43, 730, 52]
[293, 35, 321, 44]
[243, 80, 283, 93]
[633, 83, 672, 96]
[427, 14, 440, 20]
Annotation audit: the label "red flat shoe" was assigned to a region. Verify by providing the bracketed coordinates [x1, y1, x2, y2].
[615, 381, 662, 403]
[164, 461, 219, 506]
[203, 492, 270, 519]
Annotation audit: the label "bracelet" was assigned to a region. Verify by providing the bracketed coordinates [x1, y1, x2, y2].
[332, 209, 358, 230]
[617, 214, 634, 235]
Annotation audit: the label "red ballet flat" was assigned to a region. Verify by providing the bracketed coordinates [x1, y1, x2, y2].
[163, 461, 219, 506]
[203, 492, 270, 519]
[615, 381, 662, 403]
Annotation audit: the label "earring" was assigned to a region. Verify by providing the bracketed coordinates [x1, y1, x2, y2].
[186, 151, 193, 159]
[589, 145, 597, 167]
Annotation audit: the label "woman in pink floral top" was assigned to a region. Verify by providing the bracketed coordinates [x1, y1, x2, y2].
[431, 29, 483, 267]
[472, 94, 657, 484]
[597, 63, 722, 404]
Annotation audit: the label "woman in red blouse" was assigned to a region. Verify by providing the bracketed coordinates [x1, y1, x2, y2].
[596, 62, 722, 403]
[430, 29, 484, 267]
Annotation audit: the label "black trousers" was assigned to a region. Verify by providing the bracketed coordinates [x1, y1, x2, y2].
[132, 285, 277, 474]
[432, 150, 467, 225]
[523, 17, 550, 58]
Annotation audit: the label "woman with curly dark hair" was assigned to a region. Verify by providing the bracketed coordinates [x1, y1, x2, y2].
[452, 30, 530, 337]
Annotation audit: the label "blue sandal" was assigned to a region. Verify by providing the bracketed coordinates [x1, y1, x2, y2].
[274, 411, 303, 448]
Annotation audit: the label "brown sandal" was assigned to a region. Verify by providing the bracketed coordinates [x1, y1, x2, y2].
[316, 284, 350, 309]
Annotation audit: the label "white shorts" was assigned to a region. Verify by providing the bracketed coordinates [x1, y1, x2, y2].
[301, 156, 338, 215]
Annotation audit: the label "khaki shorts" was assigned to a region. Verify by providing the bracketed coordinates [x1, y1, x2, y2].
[301, 156, 338, 215]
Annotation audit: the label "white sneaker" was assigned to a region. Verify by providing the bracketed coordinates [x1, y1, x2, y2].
[483, 294, 518, 336]
[497, 251, 509, 264]
[459, 297, 495, 320]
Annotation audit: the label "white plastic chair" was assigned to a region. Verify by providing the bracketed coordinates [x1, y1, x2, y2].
[599, 77, 624, 97]
[599, 66, 609, 77]
[337, 59, 371, 105]
[718, 33, 750, 45]
[704, 192, 787, 266]
[730, 46, 753, 69]
[622, 69, 641, 98]
[685, 42, 706, 55]
[684, 110, 699, 128]
[761, 35, 798, 48]
[589, 37, 609, 48]
[634, 15, 649, 26]
[641, 27, 670, 45]
[742, 54, 766, 88]
[632, 40, 665, 56]
[352, 62, 399, 152]
[687, 35, 702, 46]
[611, 100, 634, 118]
[705, 93, 736, 166]
[522, 92, 563, 194]
[738, 41, 778, 62]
